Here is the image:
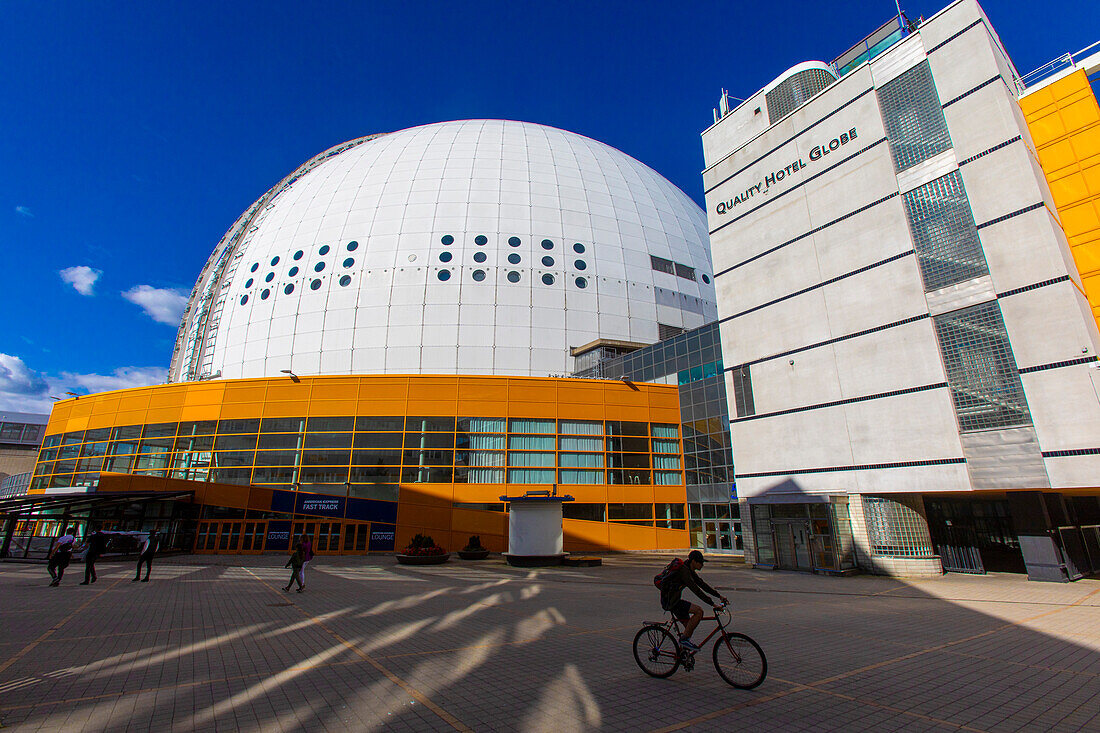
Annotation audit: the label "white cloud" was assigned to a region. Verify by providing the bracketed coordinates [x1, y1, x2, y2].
[122, 285, 188, 325]
[14, 205, 33, 218]
[60, 366, 167, 395]
[59, 265, 102, 296]
[0, 353, 167, 414]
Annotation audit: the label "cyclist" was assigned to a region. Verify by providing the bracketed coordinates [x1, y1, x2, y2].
[661, 549, 729, 652]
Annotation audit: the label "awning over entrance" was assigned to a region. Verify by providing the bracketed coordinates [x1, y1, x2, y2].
[0, 491, 195, 517]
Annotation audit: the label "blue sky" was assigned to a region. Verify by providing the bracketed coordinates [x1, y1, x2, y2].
[1, 0, 1096, 413]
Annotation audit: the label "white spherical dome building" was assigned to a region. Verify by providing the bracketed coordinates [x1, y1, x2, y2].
[170, 120, 717, 382]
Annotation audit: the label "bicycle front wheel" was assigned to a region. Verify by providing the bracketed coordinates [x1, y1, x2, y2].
[632, 625, 681, 678]
[712, 632, 766, 689]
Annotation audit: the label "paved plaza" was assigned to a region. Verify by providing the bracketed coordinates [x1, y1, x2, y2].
[0, 554, 1097, 732]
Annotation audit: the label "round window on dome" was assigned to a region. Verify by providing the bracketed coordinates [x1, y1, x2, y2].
[245, 278, 254, 288]
[310, 279, 322, 290]
[472, 269, 486, 282]
[541, 239, 554, 250]
[347, 241, 359, 251]
[339, 275, 352, 287]
[541, 256, 554, 267]
[265, 272, 275, 282]
[439, 251, 452, 263]
[250, 263, 259, 272]
[293, 250, 303, 260]
[284, 284, 294, 295]
[573, 243, 585, 254]
[289, 266, 299, 277]
[270, 256, 280, 266]
[441, 235, 454, 245]
[319, 245, 330, 255]
[473, 252, 487, 263]
[240, 295, 249, 305]
[542, 273, 555, 285]
[575, 277, 588, 289]
[507, 271, 521, 283]
[507, 253, 521, 265]
[508, 237, 521, 247]
[438, 270, 451, 281]
[314, 262, 325, 272]
[474, 235, 488, 246]
[343, 257, 354, 268]
[261, 289, 270, 300]
[701, 274, 711, 284]
[574, 260, 587, 270]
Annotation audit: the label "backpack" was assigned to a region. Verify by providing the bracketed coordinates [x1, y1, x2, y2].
[653, 558, 684, 589]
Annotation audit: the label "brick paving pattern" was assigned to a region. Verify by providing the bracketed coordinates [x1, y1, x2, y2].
[0, 555, 1097, 731]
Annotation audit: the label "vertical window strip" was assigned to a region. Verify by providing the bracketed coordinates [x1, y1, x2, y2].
[877, 60, 952, 172]
[933, 302, 1032, 431]
[903, 171, 989, 291]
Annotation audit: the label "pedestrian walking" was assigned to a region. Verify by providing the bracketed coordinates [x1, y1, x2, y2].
[298, 534, 314, 591]
[79, 526, 114, 585]
[283, 546, 304, 593]
[132, 529, 159, 583]
[47, 526, 77, 587]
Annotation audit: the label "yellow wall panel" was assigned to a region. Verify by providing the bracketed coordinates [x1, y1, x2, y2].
[399, 484, 455, 507]
[261, 401, 310, 417]
[608, 522, 658, 551]
[178, 406, 222, 422]
[307, 399, 358, 416]
[562, 518, 610, 551]
[457, 379, 510, 403]
[113, 411, 149, 427]
[309, 380, 361, 400]
[452, 485, 510, 503]
[218, 403, 263, 419]
[264, 382, 311, 401]
[655, 527, 691, 550]
[223, 386, 267, 403]
[396, 503, 452, 530]
[455, 400, 509, 417]
[355, 399, 409, 415]
[145, 408, 186, 424]
[117, 392, 152, 412]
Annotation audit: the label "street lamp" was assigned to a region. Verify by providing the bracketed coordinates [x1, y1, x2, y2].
[280, 369, 300, 383]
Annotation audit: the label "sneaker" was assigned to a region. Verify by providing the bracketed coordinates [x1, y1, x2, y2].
[678, 638, 700, 652]
[79, 581, 90, 585]
[282, 586, 290, 592]
[49, 580, 60, 587]
[141, 578, 149, 583]
[296, 587, 304, 593]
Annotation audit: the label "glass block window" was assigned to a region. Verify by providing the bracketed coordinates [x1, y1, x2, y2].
[765, 67, 835, 122]
[877, 61, 952, 172]
[933, 302, 1032, 431]
[730, 364, 755, 417]
[674, 263, 696, 281]
[903, 171, 988, 291]
[863, 496, 935, 557]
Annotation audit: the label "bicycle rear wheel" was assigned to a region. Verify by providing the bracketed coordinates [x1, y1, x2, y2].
[712, 632, 766, 689]
[632, 625, 681, 678]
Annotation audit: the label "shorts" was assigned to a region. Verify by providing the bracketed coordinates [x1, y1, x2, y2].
[670, 599, 692, 621]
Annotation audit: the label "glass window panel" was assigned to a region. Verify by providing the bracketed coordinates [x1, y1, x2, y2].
[257, 433, 302, 450]
[42, 433, 63, 448]
[606, 421, 648, 436]
[559, 452, 603, 468]
[299, 467, 349, 483]
[509, 418, 555, 433]
[141, 423, 178, 438]
[563, 503, 606, 522]
[654, 455, 681, 470]
[403, 433, 455, 450]
[607, 436, 649, 453]
[402, 466, 453, 483]
[609, 503, 653, 520]
[653, 439, 680, 454]
[507, 468, 555, 483]
[460, 417, 506, 433]
[508, 435, 554, 450]
[110, 425, 142, 440]
[402, 449, 453, 466]
[507, 451, 554, 467]
[179, 421, 218, 435]
[652, 424, 679, 438]
[176, 435, 215, 452]
[765, 66, 834, 121]
[211, 451, 254, 468]
[560, 436, 602, 451]
[405, 417, 456, 432]
[353, 432, 403, 449]
[608, 469, 651, 484]
[253, 450, 299, 466]
[655, 503, 686, 519]
[217, 419, 260, 434]
[213, 434, 258, 451]
[350, 466, 402, 483]
[469, 433, 505, 450]
[79, 441, 108, 457]
[306, 417, 353, 432]
[58, 445, 80, 460]
[260, 417, 305, 433]
[355, 416, 405, 431]
[349, 484, 399, 501]
[303, 432, 352, 449]
[558, 420, 602, 435]
[83, 428, 110, 441]
[209, 467, 253, 485]
[252, 466, 295, 483]
[62, 431, 85, 444]
[351, 449, 402, 465]
[301, 449, 351, 466]
[559, 469, 603, 484]
[457, 465, 505, 483]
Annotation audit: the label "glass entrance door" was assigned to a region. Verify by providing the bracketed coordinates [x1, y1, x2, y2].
[774, 520, 811, 570]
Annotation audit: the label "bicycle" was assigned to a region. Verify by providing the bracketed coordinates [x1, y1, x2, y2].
[632, 602, 767, 689]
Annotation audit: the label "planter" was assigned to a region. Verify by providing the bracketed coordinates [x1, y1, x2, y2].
[457, 549, 490, 560]
[503, 553, 565, 567]
[396, 553, 450, 565]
